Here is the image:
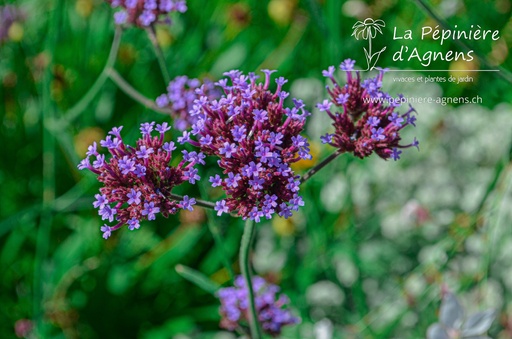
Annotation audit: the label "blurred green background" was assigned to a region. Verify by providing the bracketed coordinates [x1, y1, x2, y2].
[1, 0, 512, 338]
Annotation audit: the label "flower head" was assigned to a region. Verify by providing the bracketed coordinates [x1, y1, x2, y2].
[155, 75, 221, 130]
[106, 0, 187, 27]
[218, 275, 300, 337]
[78, 122, 201, 238]
[186, 70, 310, 221]
[340, 58, 356, 71]
[319, 59, 419, 160]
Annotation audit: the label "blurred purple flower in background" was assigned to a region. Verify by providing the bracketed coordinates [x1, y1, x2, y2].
[78, 122, 201, 238]
[105, 0, 187, 27]
[185, 69, 311, 221]
[320, 59, 419, 160]
[218, 275, 300, 337]
[14, 319, 33, 338]
[155, 76, 220, 130]
[0, 5, 25, 43]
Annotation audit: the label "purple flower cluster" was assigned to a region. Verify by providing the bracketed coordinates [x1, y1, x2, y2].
[155, 76, 220, 131]
[218, 276, 300, 337]
[320, 59, 419, 160]
[0, 5, 25, 42]
[106, 0, 187, 27]
[185, 69, 310, 221]
[78, 122, 200, 239]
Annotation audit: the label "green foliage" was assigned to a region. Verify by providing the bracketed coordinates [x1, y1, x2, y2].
[1, 0, 512, 338]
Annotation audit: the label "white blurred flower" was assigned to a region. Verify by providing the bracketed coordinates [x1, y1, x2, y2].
[314, 318, 333, 339]
[306, 281, 344, 307]
[427, 291, 495, 339]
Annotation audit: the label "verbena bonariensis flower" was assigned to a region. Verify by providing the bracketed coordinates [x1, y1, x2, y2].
[218, 275, 300, 337]
[78, 122, 201, 239]
[155, 75, 220, 131]
[319, 59, 419, 160]
[106, 0, 187, 27]
[183, 69, 311, 221]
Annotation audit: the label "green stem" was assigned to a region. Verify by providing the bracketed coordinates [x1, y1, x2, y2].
[34, 0, 62, 335]
[166, 192, 217, 210]
[240, 219, 262, 339]
[106, 68, 172, 114]
[60, 26, 123, 125]
[147, 25, 171, 85]
[300, 149, 343, 184]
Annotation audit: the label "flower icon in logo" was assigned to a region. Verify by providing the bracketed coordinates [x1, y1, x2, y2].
[352, 18, 385, 39]
[352, 18, 387, 71]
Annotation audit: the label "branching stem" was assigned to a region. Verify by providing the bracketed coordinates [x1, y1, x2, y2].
[106, 68, 172, 115]
[300, 149, 343, 184]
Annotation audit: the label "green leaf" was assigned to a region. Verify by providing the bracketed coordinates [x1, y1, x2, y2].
[175, 264, 220, 295]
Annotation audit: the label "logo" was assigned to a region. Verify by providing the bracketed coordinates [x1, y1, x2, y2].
[352, 18, 387, 71]
[350, 18, 501, 74]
